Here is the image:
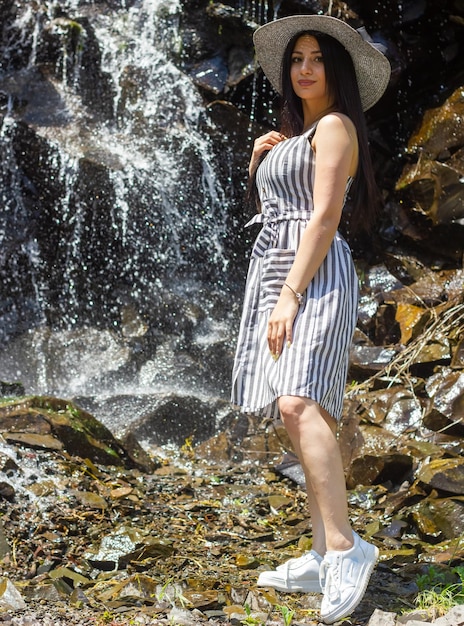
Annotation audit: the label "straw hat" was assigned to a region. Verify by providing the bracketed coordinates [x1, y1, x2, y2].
[253, 14, 391, 111]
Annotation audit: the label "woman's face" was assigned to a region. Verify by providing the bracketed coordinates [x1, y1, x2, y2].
[290, 34, 330, 108]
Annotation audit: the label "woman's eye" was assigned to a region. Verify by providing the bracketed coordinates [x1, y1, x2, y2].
[291, 56, 302, 63]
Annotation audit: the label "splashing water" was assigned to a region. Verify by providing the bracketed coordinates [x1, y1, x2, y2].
[0, 0, 237, 405]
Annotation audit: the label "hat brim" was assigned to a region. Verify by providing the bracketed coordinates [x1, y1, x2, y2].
[253, 15, 391, 111]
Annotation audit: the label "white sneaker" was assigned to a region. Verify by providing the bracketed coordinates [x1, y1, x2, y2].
[257, 550, 323, 593]
[319, 531, 378, 624]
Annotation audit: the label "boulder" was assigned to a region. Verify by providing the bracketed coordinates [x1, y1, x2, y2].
[129, 393, 217, 447]
[0, 396, 154, 471]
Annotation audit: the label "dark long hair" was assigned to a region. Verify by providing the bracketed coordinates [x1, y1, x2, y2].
[248, 30, 380, 236]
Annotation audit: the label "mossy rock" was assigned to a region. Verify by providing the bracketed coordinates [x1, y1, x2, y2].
[0, 396, 154, 471]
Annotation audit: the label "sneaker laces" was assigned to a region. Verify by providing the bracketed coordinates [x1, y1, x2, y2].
[281, 561, 292, 586]
[279, 557, 301, 585]
[319, 557, 341, 602]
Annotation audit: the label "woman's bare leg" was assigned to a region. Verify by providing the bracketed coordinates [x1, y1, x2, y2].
[278, 395, 353, 552]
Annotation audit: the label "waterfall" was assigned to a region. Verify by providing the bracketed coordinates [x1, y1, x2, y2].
[0, 0, 239, 412]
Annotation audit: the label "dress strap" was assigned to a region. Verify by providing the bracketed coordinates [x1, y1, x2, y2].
[303, 122, 319, 141]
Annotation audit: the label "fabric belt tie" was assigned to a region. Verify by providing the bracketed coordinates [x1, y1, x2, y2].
[245, 204, 311, 255]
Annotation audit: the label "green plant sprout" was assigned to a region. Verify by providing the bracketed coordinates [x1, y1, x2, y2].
[416, 565, 448, 591]
[240, 602, 264, 626]
[277, 603, 295, 626]
[414, 565, 464, 617]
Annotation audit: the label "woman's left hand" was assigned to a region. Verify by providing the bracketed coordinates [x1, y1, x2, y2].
[267, 290, 300, 360]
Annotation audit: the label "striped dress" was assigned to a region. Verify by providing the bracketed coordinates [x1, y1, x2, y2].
[231, 123, 359, 421]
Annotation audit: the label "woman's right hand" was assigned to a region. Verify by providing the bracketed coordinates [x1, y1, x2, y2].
[249, 131, 287, 175]
[267, 287, 299, 360]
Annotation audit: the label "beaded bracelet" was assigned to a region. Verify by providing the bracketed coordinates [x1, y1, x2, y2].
[284, 282, 304, 305]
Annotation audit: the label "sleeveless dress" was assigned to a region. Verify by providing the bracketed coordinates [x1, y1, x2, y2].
[231, 123, 359, 422]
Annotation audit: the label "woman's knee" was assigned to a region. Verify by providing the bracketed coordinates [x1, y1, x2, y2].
[278, 395, 307, 423]
[278, 396, 337, 435]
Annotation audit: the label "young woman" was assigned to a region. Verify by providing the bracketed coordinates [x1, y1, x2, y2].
[231, 14, 391, 624]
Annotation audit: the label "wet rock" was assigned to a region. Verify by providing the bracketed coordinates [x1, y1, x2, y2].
[129, 393, 218, 447]
[347, 449, 413, 489]
[274, 453, 306, 487]
[387, 273, 447, 308]
[0, 482, 16, 501]
[184, 1, 256, 96]
[48, 567, 89, 589]
[4, 433, 64, 451]
[444, 269, 464, 302]
[0, 450, 18, 473]
[194, 413, 289, 466]
[118, 431, 156, 473]
[0, 396, 151, 470]
[0, 327, 132, 398]
[423, 369, 464, 436]
[395, 303, 431, 345]
[107, 573, 160, 603]
[342, 415, 415, 489]
[40, 15, 116, 120]
[382, 252, 432, 285]
[84, 525, 174, 571]
[356, 385, 422, 434]
[349, 345, 398, 379]
[356, 263, 404, 342]
[395, 86, 464, 256]
[71, 490, 107, 510]
[191, 55, 229, 94]
[413, 338, 452, 368]
[364, 264, 404, 294]
[409, 495, 464, 541]
[195, 431, 231, 463]
[1, 429, 463, 625]
[403, 86, 464, 163]
[417, 458, 464, 495]
[0, 381, 25, 397]
[384, 395, 423, 437]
